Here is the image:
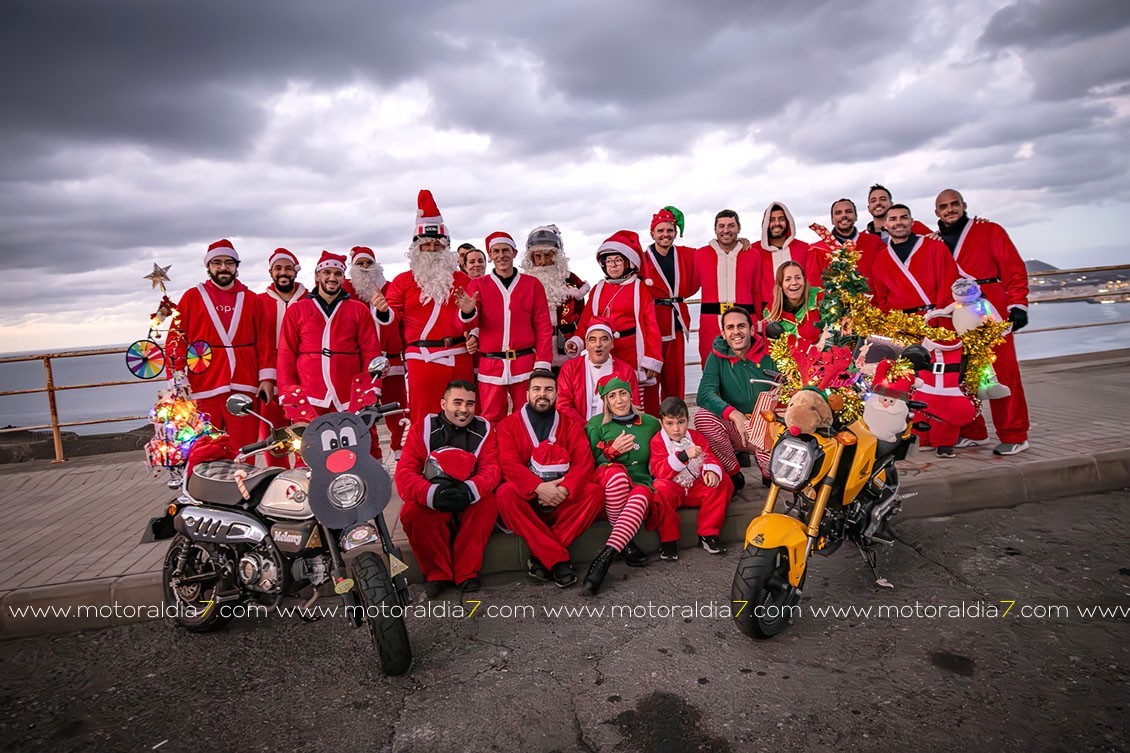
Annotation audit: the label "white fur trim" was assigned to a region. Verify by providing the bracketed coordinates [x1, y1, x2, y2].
[597, 241, 640, 268]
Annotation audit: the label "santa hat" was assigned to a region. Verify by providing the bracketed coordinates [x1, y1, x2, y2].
[414, 189, 448, 239]
[350, 246, 376, 265]
[526, 224, 563, 251]
[423, 446, 477, 482]
[597, 375, 632, 398]
[530, 441, 570, 481]
[871, 359, 914, 401]
[314, 250, 347, 273]
[205, 239, 239, 264]
[484, 231, 517, 252]
[268, 247, 300, 271]
[596, 230, 642, 270]
[585, 319, 614, 339]
[651, 206, 685, 236]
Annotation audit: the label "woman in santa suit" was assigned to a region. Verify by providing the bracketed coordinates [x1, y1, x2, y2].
[566, 230, 663, 397]
[762, 261, 824, 345]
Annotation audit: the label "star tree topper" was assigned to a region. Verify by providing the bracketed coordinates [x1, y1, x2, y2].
[145, 263, 172, 291]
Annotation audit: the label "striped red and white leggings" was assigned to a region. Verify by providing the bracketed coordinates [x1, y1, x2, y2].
[594, 464, 651, 552]
[692, 409, 768, 476]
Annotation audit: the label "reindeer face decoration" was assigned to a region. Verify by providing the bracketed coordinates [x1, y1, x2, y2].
[300, 411, 391, 529]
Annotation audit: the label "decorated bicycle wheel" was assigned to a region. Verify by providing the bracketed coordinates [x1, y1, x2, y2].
[186, 340, 213, 374]
[126, 339, 166, 380]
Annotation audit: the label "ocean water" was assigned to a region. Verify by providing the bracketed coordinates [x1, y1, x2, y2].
[1, 301, 1127, 435]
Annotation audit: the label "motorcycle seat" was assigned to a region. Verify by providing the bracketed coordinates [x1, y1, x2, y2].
[188, 461, 285, 506]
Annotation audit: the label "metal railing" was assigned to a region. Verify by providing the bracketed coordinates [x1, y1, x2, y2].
[2, 264, 1127, 463]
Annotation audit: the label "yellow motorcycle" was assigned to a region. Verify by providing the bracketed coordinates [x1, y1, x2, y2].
[731, 387, 926, 639]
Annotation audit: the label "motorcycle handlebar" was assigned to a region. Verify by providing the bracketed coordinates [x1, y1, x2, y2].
[239, 438, 274, 454]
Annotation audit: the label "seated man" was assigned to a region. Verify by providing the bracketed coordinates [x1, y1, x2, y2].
[649, 397, 733, 560]
[694, 307, 777, 491]
[582, 376, 660, 596]
[396, 380, 500, 598]
[495, 370, 603, 588]
[557, 319, 639, 427]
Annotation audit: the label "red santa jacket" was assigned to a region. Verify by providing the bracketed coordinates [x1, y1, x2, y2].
[751, 239, 812, 314]
[869, 236, 961, 313]
[694, 242, 760, 314]
[169, 280, 273, 400]
[556, 355, 639, 428]
[496, 407, 594, 499]
[461, 271, 553, 384]
[395, 414, 500, 508]
[864, 219, 934, 240]
[277, 294, 382, 410]
[343, 279, 406, 375]
[553, 272, 589, 338]
[948, 220, 1030, 313]
[807, 230, 886, 284]
[641, 244, 700, 342]
[648, 428, 724, 483]
[569, 277, 663, 378]
[378, 270, 472, 364]
[258, 284, 309, 360]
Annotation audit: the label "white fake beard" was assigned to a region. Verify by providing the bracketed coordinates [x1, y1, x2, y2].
[407, 241, 457, 304]
[521, 247, 572, 307]
[349, 264, 386, 302]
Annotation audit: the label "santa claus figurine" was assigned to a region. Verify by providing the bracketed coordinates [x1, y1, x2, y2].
[913, 337, 978, 458]
[863, 359, 916, 444]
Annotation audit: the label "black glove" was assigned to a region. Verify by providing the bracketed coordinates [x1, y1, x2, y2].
[431, 477, 473, 513]
[764, 321, 786, 340]
[1007, 307, 1028, 333]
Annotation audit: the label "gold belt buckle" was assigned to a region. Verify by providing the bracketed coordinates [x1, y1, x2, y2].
[505, 349, 517, 360]
[720, 302, 733, 314]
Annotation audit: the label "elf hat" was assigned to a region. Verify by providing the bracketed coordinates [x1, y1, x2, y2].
[871, 360, 914, 401]
[585, 319, 614, 339]
[530, 441, 570, 481]
[596, 230, 642, 269]
[414, 189, 448, 240]
[597, 374, 632, 398]
[268, 247, 300, 271]
[423, 446, 477, 482]
[350, 246, 376, 265]
[651, 206, 685, 236]
[484, 231, 517, 252]
[314, 250, 348, 273]
[205, 239, 239, 265]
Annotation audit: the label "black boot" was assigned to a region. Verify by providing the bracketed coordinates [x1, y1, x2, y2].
[730, 471, 746, 494]
[619, 539, 649, 567]
[581, 546, 616, 596]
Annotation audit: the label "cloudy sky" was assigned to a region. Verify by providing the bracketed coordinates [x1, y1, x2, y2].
[1, 0, 1128, 352]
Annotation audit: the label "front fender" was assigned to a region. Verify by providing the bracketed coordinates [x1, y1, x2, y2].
[743, 513, 810, 587]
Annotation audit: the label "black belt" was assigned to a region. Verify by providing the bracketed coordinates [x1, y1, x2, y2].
[700, 302, 756, 315]
[554, 322, 577, 335]
[409, 336, 466, 348]
[611, 327, 636, 338]
[974, 277, 1000, 285]
[930, 362, 962, 374]
[300, 349, 360, 357]
[654, 297, 685, 307]
[901, 305, 933, 314]
[481, 346, 536, 360]
[384, 351, 403, 359]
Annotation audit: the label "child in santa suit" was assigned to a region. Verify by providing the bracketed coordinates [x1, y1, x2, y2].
[649, 397, 733, 560]
[582, 375, 660, 596]
[913, 337, 977, 458]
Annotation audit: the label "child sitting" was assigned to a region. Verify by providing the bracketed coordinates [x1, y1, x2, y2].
[649, 397, 735, 560]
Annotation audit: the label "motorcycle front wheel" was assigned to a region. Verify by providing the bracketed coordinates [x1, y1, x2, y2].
[351, 551, 413, 676]
[163, 535, 235, 633]
[731, 545, 804, 639]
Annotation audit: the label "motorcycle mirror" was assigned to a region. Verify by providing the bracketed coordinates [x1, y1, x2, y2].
[367, 356, 390, 379]
[226, 393, 255, 416]
[913, 421, 932, 432]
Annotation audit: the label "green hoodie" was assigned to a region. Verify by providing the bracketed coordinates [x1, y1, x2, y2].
[696, 335, 777, 419]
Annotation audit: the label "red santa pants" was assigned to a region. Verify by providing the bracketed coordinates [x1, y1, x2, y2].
[916, 392, 978, 448]
[496, 480, 604, 568]
[399, 493, 498, 584]
[651, 475, 734, 541]
[405, 355, 473, 427]
[478, 380, 529, 423]
[594, 465, 650, 552]
[194, 394, 260, 451]
[380, 374, 408, 452]
[958, 333, 1029, 444]
[697, 317, 720, 368]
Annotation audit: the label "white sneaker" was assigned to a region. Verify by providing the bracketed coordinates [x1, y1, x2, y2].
[955, 438, 983, 449]
[993, 441, 1029, 456]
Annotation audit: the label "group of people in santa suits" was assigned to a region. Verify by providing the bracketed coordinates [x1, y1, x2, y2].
[168, 181, 1031, 600]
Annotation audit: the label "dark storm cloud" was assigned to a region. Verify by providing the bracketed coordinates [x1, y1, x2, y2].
[979, 0, 1130, 49]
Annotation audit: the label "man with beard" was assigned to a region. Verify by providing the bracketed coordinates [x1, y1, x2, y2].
[557, 320, 640, 427]
[520, 224, 589, 369]
[397, 380, 500, 597]
[807, 198, 888, 281]
[566, 230, 663, 394]
[694, 307, 777, 492]
[168, 239, 273, 448]
[277, 251, 383, 458]
[257, 248, 308, 467]
[640, 206, 699, 415]
[751, 201, 811, 314]
[372, 190, 475, 426]
[348, 245, 408, 457]
[934, 188, 1030, 455]
[694, 210, 759, 368]
[456, 231, 553, 421]
[868, 204, 960, 315]
[495, 370, 603, 588]
[863, 184, 933, 242]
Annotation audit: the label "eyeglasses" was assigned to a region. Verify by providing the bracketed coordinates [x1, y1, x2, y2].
[208, 260, 238, 268]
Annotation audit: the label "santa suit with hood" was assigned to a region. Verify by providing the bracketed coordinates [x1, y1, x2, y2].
[694, 234, 759, 368]
[937, 214, 1030, 445]
[567, 231, 664, 388]
[751, 202, 812, 315]
[640, 207, 700, 415]
[257, 248, 309, 467]
[556, 321, 641, 427]
[168, 239, 274, 448]
[868, 234, 961, 315]
[461, 231, 554, 422]
[495, 405, 603, 569]
[649, 426, 733, 543]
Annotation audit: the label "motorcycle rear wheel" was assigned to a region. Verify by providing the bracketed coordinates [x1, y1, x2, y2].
[731, 545, 804, 639]
[351, 552, 413, 676]
[163, 535, 234, 633]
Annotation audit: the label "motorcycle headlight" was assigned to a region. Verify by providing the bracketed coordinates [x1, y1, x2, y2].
[328, 474, 366, 509]
[770, 437, 822, 492]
